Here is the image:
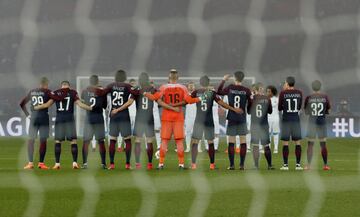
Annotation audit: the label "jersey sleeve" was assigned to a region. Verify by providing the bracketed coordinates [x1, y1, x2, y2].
[214, 91, 221, 103]
[278, 91, 284, 111]
[145, 86, 163, 101]
[191, 90, 197, 98]
[73, 90, 80, 101]
[184, 88, 200, 104]
[50, 88, 69, 101]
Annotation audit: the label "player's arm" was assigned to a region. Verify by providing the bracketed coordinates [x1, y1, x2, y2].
[75, 99, 92, 111]
[49, 89, 69, 101]
[268, 98, 273, 114]
[111, 98, 135, 116]
[217, 74, 231, 95]
[144, 91, 162, 101]
[19, 93, 31, 117]
[278, 92, 284, 111]
[34, 99, 54, 110]
[172, 100, 187, 107]
[304, 96, 310, 115]
[217, 98, 243, 114]
[157, 99, 180, 112]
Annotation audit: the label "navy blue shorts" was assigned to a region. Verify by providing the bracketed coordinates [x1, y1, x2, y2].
[109, 117, 132, 138]
[134, 120, 155, 137]
[192, 122, 215, 141]
[55, 121, 77, 141]
[28, 117, 49, 140]
[281, 121, 302, 141]
[251, 124, 270, 145]
[83, 121, 105, 141]
[226, 121, 248, 136]
[307, 123, 327, 139]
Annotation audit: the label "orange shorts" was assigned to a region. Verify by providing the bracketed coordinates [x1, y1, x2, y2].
[161, 121, 184, 140]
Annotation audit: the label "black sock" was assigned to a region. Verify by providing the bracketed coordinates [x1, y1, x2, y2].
[264, 146, 272, 167]
[320, 141, 328, 165]
[191, 143, 198, 164]
[39, 139, 47, 163]
[228, 143, 235, 167]
[283, 145, 289, 165]
[135, 142, 141, 163]
[240, 143, 247, 167]
[208, 143, 215, 164]
[295, 145, 301, 164]
[307, 141, 314, 164]
[71, 144, 78, 162]
[98, 140, 106, 165]
[82, 140, 90, 164]
[146, 143, 153, 163]
[55, 143, 61, 163]
[125, 139, 132, 164]
[109, 139, 116, 164]
[27, 139, 34, 162]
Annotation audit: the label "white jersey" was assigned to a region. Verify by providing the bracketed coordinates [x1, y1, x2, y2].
[268, 96, 279, 120]
[185, 103, 197, 122]
[153, 101, 161, 129]
[129, 100, 137, 119]
[213, 102, 220, 134]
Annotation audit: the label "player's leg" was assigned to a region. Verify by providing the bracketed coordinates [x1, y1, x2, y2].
[133, 120, 143, 169]
[190, 122, 203, 169]
[108, 118, 119, 169]
[174, 121, 186, 168]
[205, 125, 216, 169]
[95, 123, 107, 169]
[272, 119, 280, 153]
[226, 121, 238, 169]
[145, 137, 154, 170]
[305, 122, 316, 170]
[120, 119, 133, 169]
[37, 121, 49, 169]
[293, 122, 303, 170]
[158, 121, 172, 168]
[67, 121, 79, 169]
[81, 122, 92, 168]
[24, 119, 38, 169]
[261, 127, 274, 169]
[53, 121, 65, 169]
[238, 123, 248, 170]
[318, 125, 330, 170]
[280, 122, 290, 170]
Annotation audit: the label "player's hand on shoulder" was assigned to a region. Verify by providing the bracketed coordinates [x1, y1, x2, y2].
[223, 74, 231, 81]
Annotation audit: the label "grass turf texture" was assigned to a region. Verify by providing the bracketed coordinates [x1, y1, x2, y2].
[0, 137, 359, 217]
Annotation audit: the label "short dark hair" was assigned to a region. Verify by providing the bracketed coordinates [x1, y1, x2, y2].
[115, 69, 127, 82]
[138, 72, 149, 87]
[129, 79, 136, 83]
[90, 75, 99, 86]
[312, 80, 322, 91]
[61, 80, 70, 86]
[234, 71, 245, 82]
[286, 76, 295, 87]
[267, 85, 278, 96]
[199, 75, 210, 87]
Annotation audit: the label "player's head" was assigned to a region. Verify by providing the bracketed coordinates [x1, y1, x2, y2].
[40, 77, 49, 88]
[169, 69, 179, 83]
[234, 70, 245, 83]
[89, 75, 99, 86]
[150, 80, 155, 88]
[61, 80, 70, 88]
[187, 81, 195, 91]
[253, 82, 264, 94]
[115, 69, 127, 82]
[139, 72, 150, 88]
[312, 80, 322, 92]
[129, 78, 137, 87]
[266, 85, 278, 97]
[285, 76, 295, 89]
[200, 75, 210, 88]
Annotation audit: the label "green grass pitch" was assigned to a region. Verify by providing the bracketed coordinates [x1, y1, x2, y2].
[0, 137, 359, 217]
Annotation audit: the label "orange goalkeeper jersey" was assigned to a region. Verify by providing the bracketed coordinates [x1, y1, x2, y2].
[145, 83, 200, 122]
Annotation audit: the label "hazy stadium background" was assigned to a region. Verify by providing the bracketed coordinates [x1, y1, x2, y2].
[0, 0, 359, 137]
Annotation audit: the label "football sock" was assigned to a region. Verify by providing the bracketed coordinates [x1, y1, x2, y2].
[109, 139, 116, 164]
[82, 140, 90, 164]
[71, 144, 78, 162]
[55, 143, 61, 163]
[295, 145, 302, 164]
[191, 143, 198, 164]
[176, 139, 184, 165]
[264, 146, 272, 166]
[214, 137, 219, 150]
[252, 145, 259, 168]
[159, 139, 169, 165]
[240, 143, 247, 167]
[282, 145, 289, 165]
[125, 139, 132, 164]
[228, 143, 235, 167]
[208, 143, 215, 164]
[274, 134, 279, 150]
[146, 143, 153, 163]
[320, 141, 328, 165]
[135, 142, 141, 163]
[307, 141, 314, 164]
[98, 140, 106, 165]
[27, 139, 35, 162]
[155, 132, 161, 149]
[39, 139, 47, 163]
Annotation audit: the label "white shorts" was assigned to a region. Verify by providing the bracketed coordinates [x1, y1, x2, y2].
[268, 118, 280, 134]
[185, 117, 195, 134]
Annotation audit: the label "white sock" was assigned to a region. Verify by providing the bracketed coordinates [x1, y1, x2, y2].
[274, 134, 279, 151]
[186, 132, 192, 150]
[91, 138, 96, 149]
[236, 136, 240, 148]
[155, 132, 161, 149]
[214, 137, 219, 150]
[246, 134, 251, 146]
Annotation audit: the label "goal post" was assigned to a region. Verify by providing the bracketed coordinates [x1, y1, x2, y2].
[76, 76, 256, 137]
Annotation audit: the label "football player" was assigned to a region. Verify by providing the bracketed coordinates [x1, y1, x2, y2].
[266, 85, 280, 154]
[185, 81, 196, 153]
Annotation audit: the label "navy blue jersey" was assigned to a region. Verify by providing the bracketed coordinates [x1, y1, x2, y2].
[81, 86, 106, 124]
[20, 88, 52, 120]
[54, 88, 79, 122]
[133, 86, 156, 124]
[278, 89, 303, 122]
[192, 89, 220, 125]
[304, 93, 330, 125]
[104, 82, 135, 120]
[248, 94, 272, 126]
[217, 80, 251, 123]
